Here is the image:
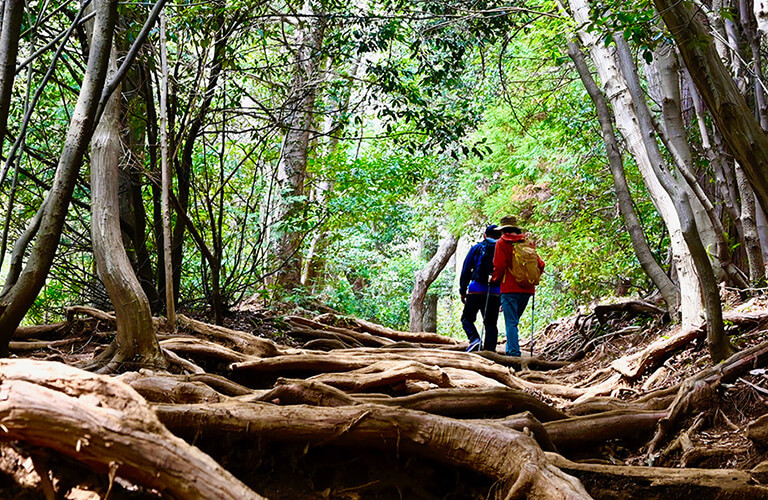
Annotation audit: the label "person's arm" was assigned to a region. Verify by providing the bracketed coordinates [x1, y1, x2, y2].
[459, 245, 476, 296]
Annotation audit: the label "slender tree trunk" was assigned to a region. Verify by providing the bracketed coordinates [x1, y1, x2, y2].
[568, 0, 703, 326]
[652, 45, 746, 288]
[654, 0, 768, 216]
[170, 16, 229, 306]
[120, 69, 160, 310]
[735, 164, 766, 283]
[0, 0, 25, 150]
[613, 36, 731, 362]
[90, 41, 163, 370]
[302, 59, 361, 290]
[159, 9, 175, 329]
[0, 0, 117, 354]
[409, 234, 458, 332]
[567, 39, 680, 313]
[272, 2, 326, 293]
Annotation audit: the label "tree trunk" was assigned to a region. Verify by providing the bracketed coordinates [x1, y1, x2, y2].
[159, 10, 176, 328]
[90, 36, 164, 371]
[652, 44, 745, 287]
[567, 39, 680, 314]
[756, 0, 768, 37]
[569, 0, 702, 326]
[613, 36, 731, 363]
[735, 164, 766, 283]
[654, 0, 768, 217]
[170, 15, 229, 307]
[409, 234, 458, 332]
[0, 0, 116, 354]
[0, 0, 24, 151]
[271, 2, 326, 293]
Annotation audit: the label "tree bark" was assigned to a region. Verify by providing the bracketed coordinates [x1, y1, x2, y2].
[271, 2, 327, 292]
[0, 359, 263, 499]
[568, 0, 702, 326]
[652, 44, 746, 287]
[736, 164, 766, 283]
[0, 0, 25, 150]
[654, 0, 768, 216]
[613, 36, 731, 362]
[158, 9, 176, 328]
[154, 401, 591, 499]
[0, 0, 116, 354]
[90, 37, 164, 371]
[567, 38, 680, 313]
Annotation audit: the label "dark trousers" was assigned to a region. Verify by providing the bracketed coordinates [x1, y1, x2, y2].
[461, 293, 501, 351]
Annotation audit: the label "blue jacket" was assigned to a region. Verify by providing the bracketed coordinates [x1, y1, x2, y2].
[459, 238, 501, 295]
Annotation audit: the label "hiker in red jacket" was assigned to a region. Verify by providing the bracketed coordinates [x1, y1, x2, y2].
[491, 216, 545, 357]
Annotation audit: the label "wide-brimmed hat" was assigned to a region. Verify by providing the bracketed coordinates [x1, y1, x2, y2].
[498, 216, 520, 230]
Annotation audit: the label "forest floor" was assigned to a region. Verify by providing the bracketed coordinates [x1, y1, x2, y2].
[1, 293, 768, 499]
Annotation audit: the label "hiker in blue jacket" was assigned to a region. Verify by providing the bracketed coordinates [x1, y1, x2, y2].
[459, 225, 502, 352]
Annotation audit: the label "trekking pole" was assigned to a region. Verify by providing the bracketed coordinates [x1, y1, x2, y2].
[530, 294, 535, 357]
[480, 277, 492, 349]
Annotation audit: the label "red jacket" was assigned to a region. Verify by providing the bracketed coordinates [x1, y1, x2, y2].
[491, 233, 545, 294]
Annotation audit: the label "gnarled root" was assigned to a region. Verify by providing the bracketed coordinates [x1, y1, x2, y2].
[154, 400, 591, 499]
[0, 359, 263, 499]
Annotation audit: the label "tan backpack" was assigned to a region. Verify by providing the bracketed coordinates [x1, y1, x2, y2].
[509, 240, 541, 287]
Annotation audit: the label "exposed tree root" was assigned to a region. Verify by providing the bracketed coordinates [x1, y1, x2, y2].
[286, 316, 395, 347]
[119, 372, 227, 404]
[12, 322, 67, 340]
[477, 351, 569, 371]
[288, 327, 363, 348]
[358, 387, 570, 421]
[543, 410, 667, 451]
[154, 400, 591, 499]
[9, 337, 86, 352]
[178, 314, 284, 356]
[308, 360, 457, 392]
[161, 337, 249, 364]
[747, 413, 768, 446]
[0, 359, 263, 499]
[312, 313, 460, 345]
[612, 309, 768, 379]
[230, 350, 523, 390]
[647, 339, 768, 459]
[546, 452, 768, 498]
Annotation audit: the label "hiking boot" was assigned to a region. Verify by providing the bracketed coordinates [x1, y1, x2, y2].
[466, 339, 482, 352]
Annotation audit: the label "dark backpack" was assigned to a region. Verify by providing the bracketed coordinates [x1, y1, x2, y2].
[471, 240, 496, 285]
